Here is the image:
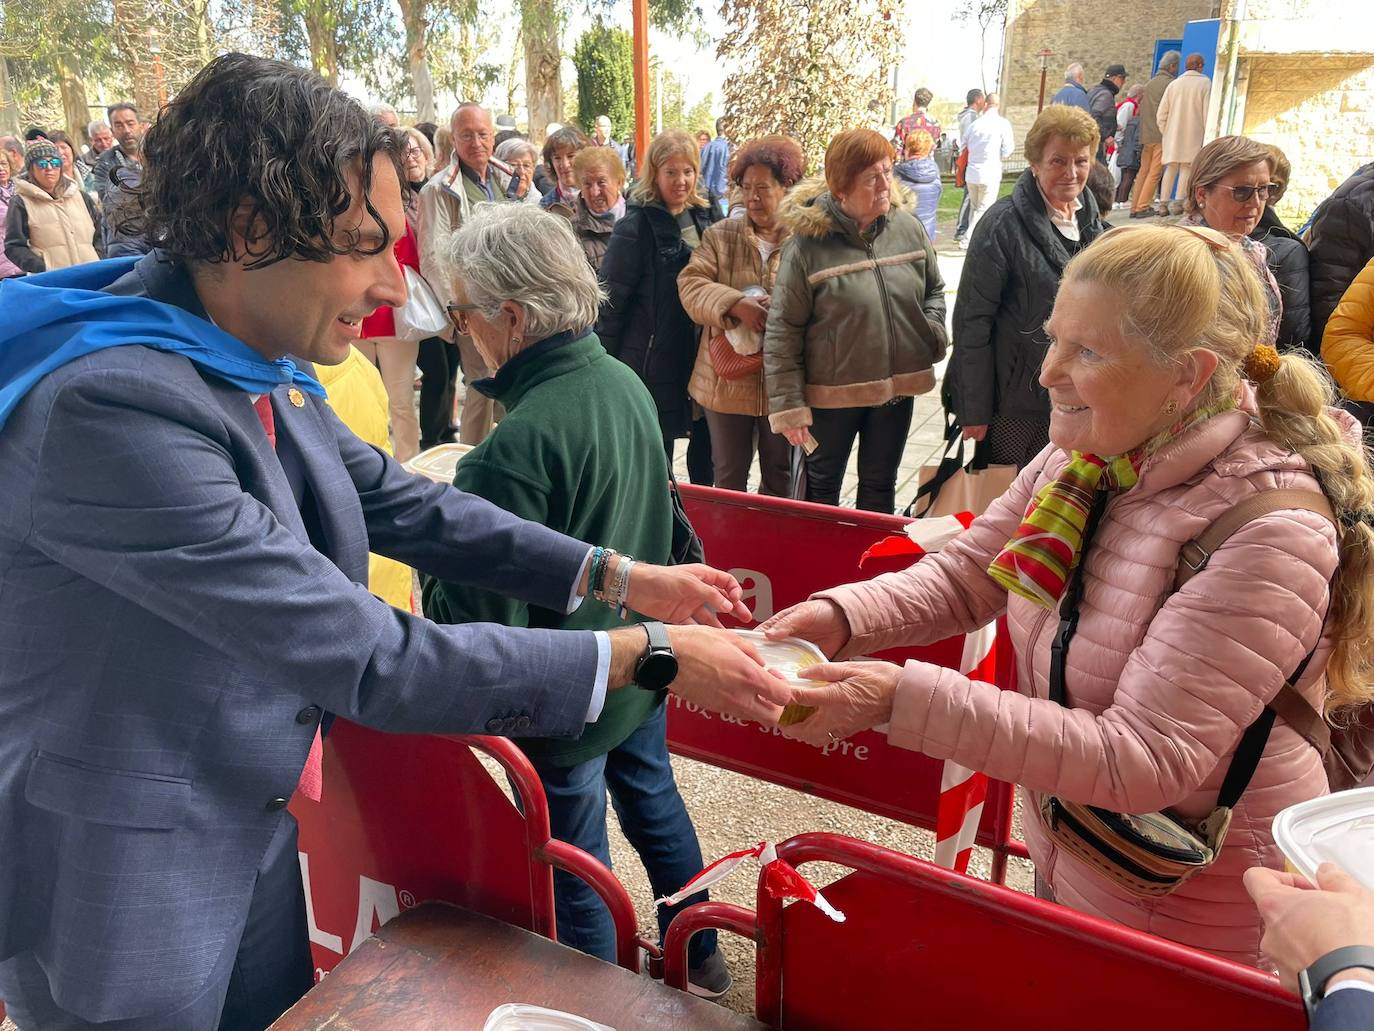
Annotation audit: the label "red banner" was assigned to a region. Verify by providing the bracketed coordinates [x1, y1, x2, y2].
[673, 485, 1016, 848]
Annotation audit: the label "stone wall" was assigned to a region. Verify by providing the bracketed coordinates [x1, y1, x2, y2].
[998, 0, 1214, 153]
[1239, 54, 1374, 222]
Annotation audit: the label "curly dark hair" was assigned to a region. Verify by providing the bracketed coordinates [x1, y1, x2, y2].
[728, 135, 805, 188]
[133, 53, 402, 270]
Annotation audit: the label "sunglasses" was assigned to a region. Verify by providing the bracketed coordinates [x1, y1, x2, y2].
[446, 303, 480, 336]
[1215, 183, 1276, 203]
[32, 158, 62, 170]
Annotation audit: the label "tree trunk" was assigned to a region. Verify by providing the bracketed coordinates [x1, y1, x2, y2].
[398, 0, 435, 123]
[302, 10, 339, 86]
[0, 58, 22, 138]
[521, 0, 561, 141]
[112, 0, 162, 117]
[55, 54, 91, 141]
[192, 0, 214, 65]
[505, 27, 522, 116]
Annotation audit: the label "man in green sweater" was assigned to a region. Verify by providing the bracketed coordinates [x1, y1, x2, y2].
[423, 203, 732, 997]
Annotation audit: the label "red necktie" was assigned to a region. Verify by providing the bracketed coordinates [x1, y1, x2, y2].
[252, 394, 324, 803]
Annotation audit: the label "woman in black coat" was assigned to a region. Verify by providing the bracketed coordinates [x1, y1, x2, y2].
[597, 130, 717, 484]
[949, 106, 1106, 468]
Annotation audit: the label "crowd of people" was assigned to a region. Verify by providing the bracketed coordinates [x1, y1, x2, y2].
[2, 48, 1374, 1031]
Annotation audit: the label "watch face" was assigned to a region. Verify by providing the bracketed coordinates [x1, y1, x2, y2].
[636, 651, 678, 691]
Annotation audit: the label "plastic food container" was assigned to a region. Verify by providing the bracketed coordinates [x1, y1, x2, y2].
[403, 442, 473, 484]
[1271, 786, 1374, 891]
[731, 629, 827, 726]
[481, 1003, 614, 1031]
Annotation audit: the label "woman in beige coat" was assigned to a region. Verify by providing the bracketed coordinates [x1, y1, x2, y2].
[678, 136, 804, 494]
[761, 224, 1374, 966]
[1155, 53, 1213, 215]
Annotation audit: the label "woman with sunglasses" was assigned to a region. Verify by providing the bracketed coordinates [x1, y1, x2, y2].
[3, 140, 101, 273]
[1188, 135, 1311, 355]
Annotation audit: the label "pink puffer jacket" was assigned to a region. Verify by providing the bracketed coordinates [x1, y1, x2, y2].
[819, 395, 1344, 966]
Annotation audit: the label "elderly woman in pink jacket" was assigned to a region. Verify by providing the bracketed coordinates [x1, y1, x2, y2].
[761, 223, 1374, 967]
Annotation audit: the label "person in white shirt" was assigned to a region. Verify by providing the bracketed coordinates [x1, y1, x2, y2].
[960, 93, 1014, 249]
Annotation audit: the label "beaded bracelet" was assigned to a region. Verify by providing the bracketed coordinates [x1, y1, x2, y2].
[590, 547, 618, 599]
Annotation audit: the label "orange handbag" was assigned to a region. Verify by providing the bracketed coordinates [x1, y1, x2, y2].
[708, 334, 764, 380]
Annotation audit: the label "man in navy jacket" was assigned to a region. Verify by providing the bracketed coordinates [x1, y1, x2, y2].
[0, 54, 788, 1031]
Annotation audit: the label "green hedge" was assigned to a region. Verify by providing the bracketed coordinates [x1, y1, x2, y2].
[573, 22, 635, 139]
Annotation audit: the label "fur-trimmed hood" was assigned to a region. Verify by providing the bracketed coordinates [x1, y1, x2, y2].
[777, 177, 917, 240]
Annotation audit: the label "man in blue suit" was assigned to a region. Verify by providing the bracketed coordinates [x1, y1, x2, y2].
[0, 54, 791, 1031]
[1246, 863, 1374, 1029]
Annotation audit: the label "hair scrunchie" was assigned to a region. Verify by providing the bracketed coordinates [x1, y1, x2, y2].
[1243, 343, 1281, 383]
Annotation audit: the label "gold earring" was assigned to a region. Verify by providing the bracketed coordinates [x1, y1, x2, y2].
[1164, 399, 1179, 417]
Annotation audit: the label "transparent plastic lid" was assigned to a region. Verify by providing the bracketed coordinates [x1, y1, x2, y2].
[1271, 786, 1374, 892]
[481, 1003, 614, 1031]
[403, 442, 474, 484]
[731, 629, 826, 687]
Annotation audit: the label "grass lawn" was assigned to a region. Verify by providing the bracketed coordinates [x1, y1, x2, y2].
[935, 178, 1015, 218]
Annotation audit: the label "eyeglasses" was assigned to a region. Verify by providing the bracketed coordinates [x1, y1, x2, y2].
[32, 158, 62, 170]
[447, 303, 480, 336]
[1215, 183, 1276, 203]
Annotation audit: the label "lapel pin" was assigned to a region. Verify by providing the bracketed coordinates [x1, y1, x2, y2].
[288, 388, 305, 408]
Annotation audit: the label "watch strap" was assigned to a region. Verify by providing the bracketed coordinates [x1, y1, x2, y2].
[642, 620, 671, 654]
[1302, 945, 1374, 1011]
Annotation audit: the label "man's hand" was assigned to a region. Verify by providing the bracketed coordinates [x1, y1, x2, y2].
[1244, 863, 1374, 993]
[782, 427, 810, 448]
[777, 660, 901, 746]
[606, 624, 789, 724]
[622, 562, 752, 626]
[727, 295, 769, 333]
[757, 598, 852, 658]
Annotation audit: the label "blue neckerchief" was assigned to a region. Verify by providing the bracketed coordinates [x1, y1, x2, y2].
[470, 329, 585, 399]
[0, 257, 325, 432]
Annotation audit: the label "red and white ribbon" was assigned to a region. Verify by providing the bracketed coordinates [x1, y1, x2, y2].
[859, 512, 973, 567]
[657, 841, 846, 923]
[932, 621, 997, 872]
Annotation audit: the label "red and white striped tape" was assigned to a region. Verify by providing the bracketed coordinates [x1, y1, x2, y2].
[932, 621, 997, 873]
[657, 840, 846, 923]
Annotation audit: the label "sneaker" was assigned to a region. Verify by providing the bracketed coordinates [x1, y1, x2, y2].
[1129, 209, 1155, 219]
[687, 949, 733, 1000]
[1168, 202, 1185, 216]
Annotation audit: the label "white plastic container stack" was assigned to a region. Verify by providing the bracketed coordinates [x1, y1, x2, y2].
[1272, 786, 1374, 891]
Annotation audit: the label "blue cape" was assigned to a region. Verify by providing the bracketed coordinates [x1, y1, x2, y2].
[0, 257, 325, 432]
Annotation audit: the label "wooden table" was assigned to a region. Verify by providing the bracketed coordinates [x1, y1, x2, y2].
[271, 902, 771, 1030]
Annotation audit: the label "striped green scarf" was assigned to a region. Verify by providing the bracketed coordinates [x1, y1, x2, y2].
[988, 402, 1232, 607]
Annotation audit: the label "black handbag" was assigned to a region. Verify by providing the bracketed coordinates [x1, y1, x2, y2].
[668, 470, 705, 566]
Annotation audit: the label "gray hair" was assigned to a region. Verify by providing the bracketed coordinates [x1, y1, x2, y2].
[1159, 50, 1181, 74]
[1065, 62, 1084, 84]
[495, 138, 539, 165]
[86, 120, 109, 136]
[447, 204, 605, 339]
[367, 102, 397, 120]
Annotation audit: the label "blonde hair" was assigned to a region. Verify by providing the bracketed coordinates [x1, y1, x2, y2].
[572, 145, 626, 186]
[630, 130, 707, 207]
[1024, 105, 1099, 164]
[1185, 135, 1272, 215]
[1062, 223, 1374, 715]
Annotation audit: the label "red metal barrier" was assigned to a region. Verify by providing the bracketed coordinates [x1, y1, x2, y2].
[674, 485, 1023, 877]
[292, 722, 650, 979]
[737, 832, 1303, 1031]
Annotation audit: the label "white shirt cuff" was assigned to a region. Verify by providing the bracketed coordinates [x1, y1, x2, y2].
[585, 632, 611, 723]
[1327, 978, 1374, 997]
[567, 547, 594, 614]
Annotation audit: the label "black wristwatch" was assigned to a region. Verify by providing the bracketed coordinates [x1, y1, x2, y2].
[633, 621, 678, 691]
[1300, 945, 1374, 1020]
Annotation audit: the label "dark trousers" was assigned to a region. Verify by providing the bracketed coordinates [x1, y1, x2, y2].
[701, 408, 792, 496]
[805, 398, 914, 514]
[665, 416, 714, 487]
[954, 188, 973, 239]
[529, 704, 717, 969]
[1115, 167, 1139, 204]
[0, 815, 314, 1031]
[416, 335, 460, 447]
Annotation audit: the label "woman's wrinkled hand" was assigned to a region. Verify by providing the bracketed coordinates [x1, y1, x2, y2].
[728, 295, 769, 333]
[781, 426, 811, 448]
[757, 598, 851, 658]
[777, 660, 902, 746]
[623, 562, 752, 627]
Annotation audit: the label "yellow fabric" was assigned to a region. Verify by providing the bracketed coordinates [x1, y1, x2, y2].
[316, 346, 414, 611]
[1323, 257, 1374, 403]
